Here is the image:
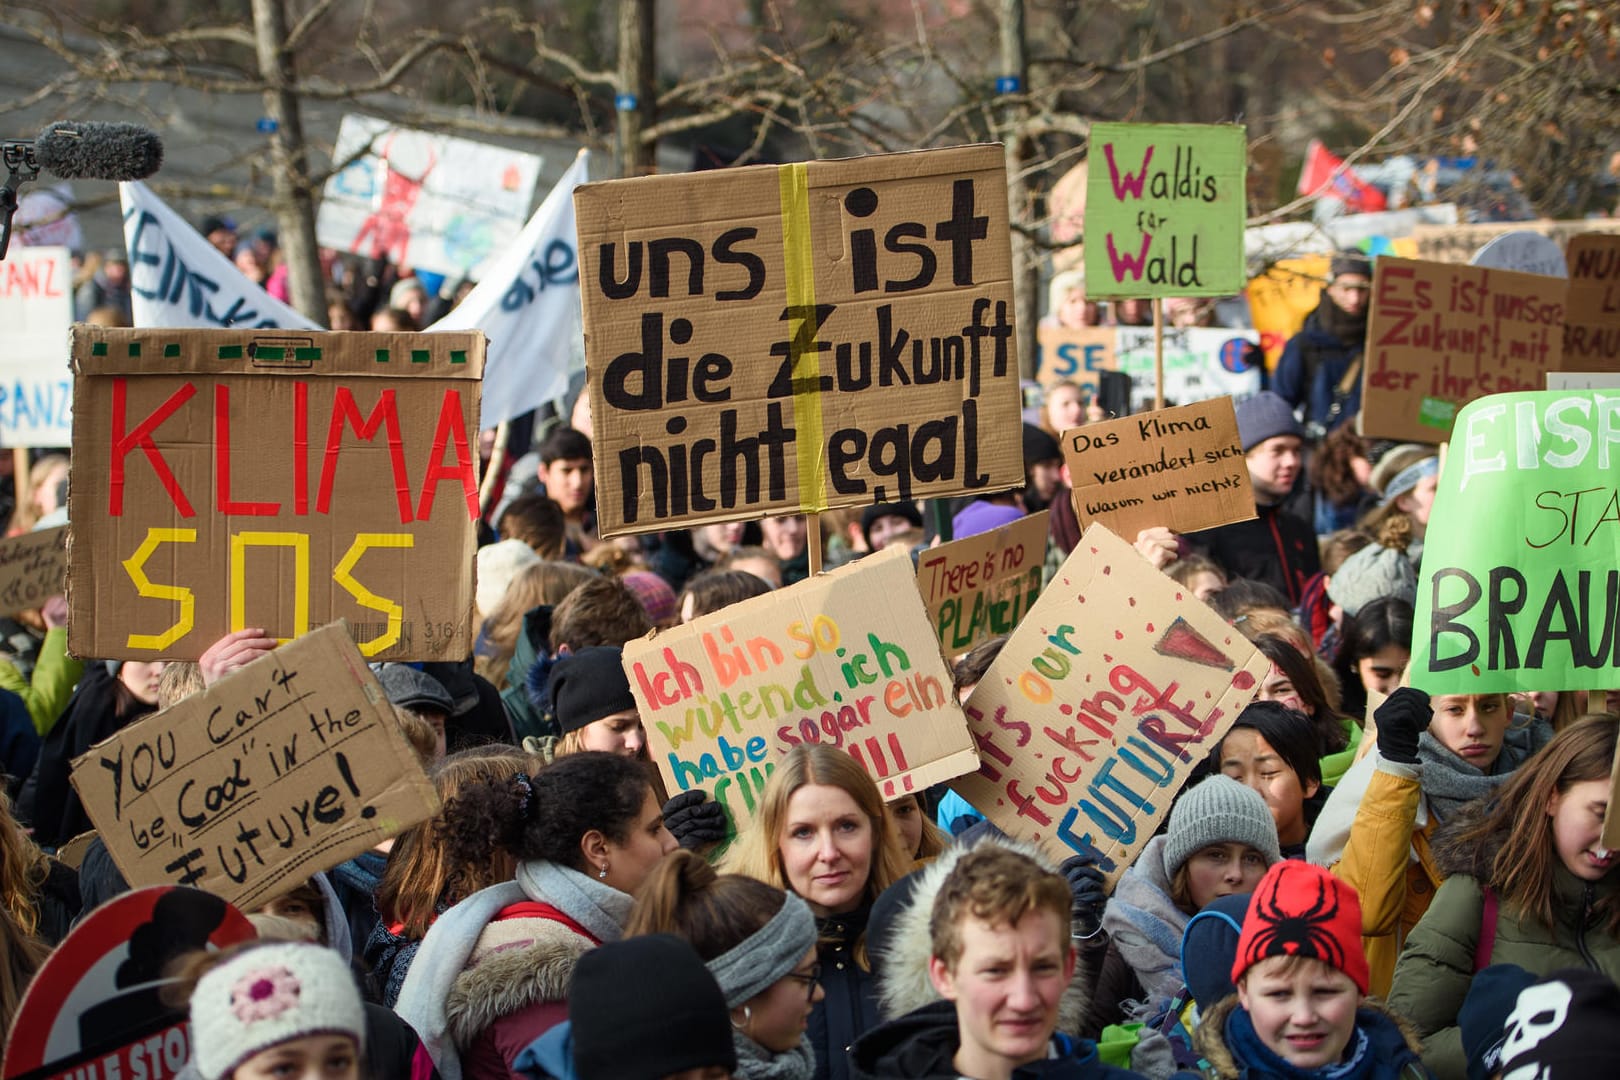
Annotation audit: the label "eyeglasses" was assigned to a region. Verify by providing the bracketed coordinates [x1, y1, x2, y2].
[783, 964, 822, 1000]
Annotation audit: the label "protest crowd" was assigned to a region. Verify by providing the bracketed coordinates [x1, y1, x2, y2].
[3, 121, 1620, 1080]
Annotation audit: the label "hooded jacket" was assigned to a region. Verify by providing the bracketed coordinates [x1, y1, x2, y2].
[849, 999, 1147, 1079]
[1386, 807, 1620, 1080]
[1191, 994, 1426, 1079]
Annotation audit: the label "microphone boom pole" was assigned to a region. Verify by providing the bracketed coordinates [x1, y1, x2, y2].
[0, 139, 43, 261]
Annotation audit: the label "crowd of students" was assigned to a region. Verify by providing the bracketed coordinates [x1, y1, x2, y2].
[3, 250, 1620, 1079]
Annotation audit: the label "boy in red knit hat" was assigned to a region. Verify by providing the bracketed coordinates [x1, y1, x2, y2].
[1189, 860, 1430, 1078]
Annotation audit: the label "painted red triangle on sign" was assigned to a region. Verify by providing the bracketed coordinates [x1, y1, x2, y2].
[1154, 616, 1234, 671]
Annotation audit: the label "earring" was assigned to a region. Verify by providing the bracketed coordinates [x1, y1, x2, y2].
[730, 1004, 751, 1032]
[598, 864, 609, 879]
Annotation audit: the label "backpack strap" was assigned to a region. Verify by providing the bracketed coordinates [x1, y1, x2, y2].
[1475, 887, 1499, 972]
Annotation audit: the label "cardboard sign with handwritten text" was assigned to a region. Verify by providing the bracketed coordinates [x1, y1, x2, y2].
[0, 526, 66, 616]
[1359, 256, 1566, 443]
[1564, 234, 1620, 371]
[1084, 123, 1247, 299]
[578, 145, 1023, 536]
[1035, 326, 1116, 392]
[628, 547, 979, 839]
[70, 623, 439, 910]
[1064, 397, 1253, 539]
[952, 523, 1267, 887]
[918, 511, 1047, 655]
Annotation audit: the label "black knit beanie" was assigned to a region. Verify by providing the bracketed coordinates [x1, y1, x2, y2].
[547, 646, 637, 734]
[569, 935, 738, 1080]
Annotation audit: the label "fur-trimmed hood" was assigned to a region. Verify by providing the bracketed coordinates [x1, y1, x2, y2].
[442, 916, 594, 1048]
[1192, 993, 1424, 1079]
[866, 834, 1092, 1035]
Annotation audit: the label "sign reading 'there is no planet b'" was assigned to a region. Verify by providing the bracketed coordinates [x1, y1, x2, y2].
[1085, 123, 1247, 300]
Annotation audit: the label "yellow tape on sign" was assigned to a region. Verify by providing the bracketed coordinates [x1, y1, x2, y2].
[777, 163, 828, 511]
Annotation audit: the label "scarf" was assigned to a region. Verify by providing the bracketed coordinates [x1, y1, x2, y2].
[394, 859, 632, 1080]
[1312, 292, 1367, 348]
[1100, 835, 1190, 1012]
[734, 1033, 816, 1080]
[1416, 730, 1528, 824]
[1225, 1006, 1373, 1080]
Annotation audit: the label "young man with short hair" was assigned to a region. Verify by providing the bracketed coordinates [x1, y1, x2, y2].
[851, 846, 1142, 1079]
[536, 425, 597, 551]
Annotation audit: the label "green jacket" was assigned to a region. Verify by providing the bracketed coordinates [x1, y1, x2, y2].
[0, 628, 84, 736]
[1388, 859, 1620, 1080]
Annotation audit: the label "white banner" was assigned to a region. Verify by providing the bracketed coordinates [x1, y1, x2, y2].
[1115, 326, 1262, 410]
[317, 115, 543, 280]
[429, 151, 587, 427]
[121, 182, 320, 330]
[0, 246, 73, 446]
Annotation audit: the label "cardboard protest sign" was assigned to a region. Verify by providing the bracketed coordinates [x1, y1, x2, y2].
[918, 511, 1048, 655]
[1064, 397, 1253, 539]
[577, 145, 1023, 536]
[2, 886, 255, 1080]
[317, 114, 543, 280]
[1113, 325, 1261, 409]
[1359, 257, 1566, 443]
[629, 547, 979, 837]
[951, 523, 1266, 885]
[1411, 391, 1620, 696]
[1564, 234, 1620, 371]
[0, 245, 73, 446]
[0, 526, 66, 617]
[68, 325, 483, 661]
[70, 622, 440, 910]
[1084, 123, 1247, 300]
[1035, 326, 1115, 392]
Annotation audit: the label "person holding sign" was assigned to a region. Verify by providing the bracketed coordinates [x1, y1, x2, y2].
[395, 752, 679, 1080]
[723, 745, 914, 1080]
[1182, 393, 1319, 606]
[1389, 716, 1620, 1080]
[1306, 688, 1551, 997]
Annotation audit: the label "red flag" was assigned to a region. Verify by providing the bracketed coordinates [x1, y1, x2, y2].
[1297, 139, 1388, 213]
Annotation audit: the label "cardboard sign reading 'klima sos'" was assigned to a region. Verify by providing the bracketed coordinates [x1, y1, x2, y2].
[70, 623, 439, 910]
[577, 144, 1023, 536]
[1564, 234, 1620, 371]
[1084, 123, 1247, 300]
[1065, 397, 1254, 540]
[69, 326, 484, 661]
[953, 524, 1266, 887]
[1413, 391, 1620, 697]
[1359, 256, 1565, 444]
[628, 547, 979, 835]
[918, 511, 1048, 655]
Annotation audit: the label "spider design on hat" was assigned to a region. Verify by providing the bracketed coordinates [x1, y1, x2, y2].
[1243, 864, 1346, 970]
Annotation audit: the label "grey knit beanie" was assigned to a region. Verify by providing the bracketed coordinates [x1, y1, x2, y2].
[1163, 775, 1281, 874]
[1327, 541, 1417, 617]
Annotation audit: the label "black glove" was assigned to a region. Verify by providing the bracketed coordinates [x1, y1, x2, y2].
[662, 790, 729, 850]
[1374, 686, 1430, 765]
[1059, 854, 1109, 938]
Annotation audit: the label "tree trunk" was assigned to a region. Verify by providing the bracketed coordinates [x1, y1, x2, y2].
[617, 0, 657, 178]
[999, 0, 1038, 380]
[251, 0, 325, 324]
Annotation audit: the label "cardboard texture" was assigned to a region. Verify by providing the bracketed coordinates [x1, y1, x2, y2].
[1548, 372, 1620, 390]
[1355, 687, 1387, 765]
[1410, 219, 1620, 265]
[1035, 326, 1116, 391]
[1411, 391, 1620, 696]
[952, 523, 1267, 887]
[69, 622, 440, 910]
[918, 511, 1048, 655]
[0, 525, 66, 617]
[0, 245, 73, 447]
[1359, 256, 1566, 443]
[1084, 123, 1247, 300]
[1065, 397, 1254, 539]
[629, 547, 979, 838]
[1, 886, 256, 1080]
[68, 325, 484, 661]
[576, 144, 1024, 536]
[1564, 235, 1620, 371]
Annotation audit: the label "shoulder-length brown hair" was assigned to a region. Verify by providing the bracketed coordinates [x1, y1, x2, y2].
[722, 744, 911, 909]
[1448, 715, 1620, 933]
